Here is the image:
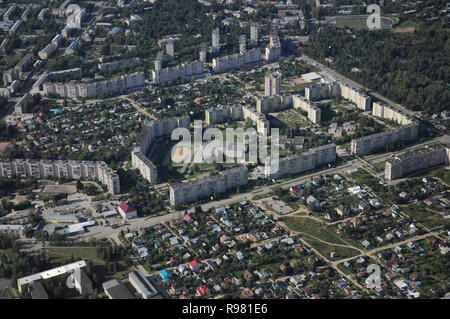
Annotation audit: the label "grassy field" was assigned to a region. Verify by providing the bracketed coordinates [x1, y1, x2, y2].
[305, 238, 361, 261]
[283, 216, 349, 246]
[336, 17, 393, 29]
[45, 247, 105, 264]
[273, 110, 309, 128]
[401, 204, 448, 230]
[336, 18, 368, 28]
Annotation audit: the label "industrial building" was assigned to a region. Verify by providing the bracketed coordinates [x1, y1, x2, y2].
[128, 270, 158, 299]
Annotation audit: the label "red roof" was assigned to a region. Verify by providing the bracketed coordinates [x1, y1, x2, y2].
[119, 203, 136, 214]
[197, 286, 209, 296]
[189, 259, 201, 268]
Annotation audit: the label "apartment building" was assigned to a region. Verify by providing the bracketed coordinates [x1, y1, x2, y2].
[350, 124, 419, 156]
[0, 159, 120, 194]
[265, 144, 336, 179]
[212, 49, 261, 73]
[372, 101, 414, 125]
[131, 116, 190, 184]
[3, 4, 18, 22]
[265, 72, 281, 97]
[385, 145, 450, 180]
[339, 83, 371, 111]
[255, 94, 321, 124]
[152, 61, 203, 84]
[212, 28, 220, 54]
[9, 20, 23, 35]
[250, 23, 259, 46]
[43, 72, 145, 98]
[292, 95, 321, 124]
[169, 166, 248, 205]
[305, 82, 340, 101]
[38, 43, 57, 60]
[98, 57, 141, 71]
[0, 38, 9, 56]
[265, 33, 281, 61]
[205, 104, 269, 135]
[0, 225, 28, 238]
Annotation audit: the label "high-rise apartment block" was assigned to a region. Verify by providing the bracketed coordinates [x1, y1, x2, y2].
[212, 28, 220, 54]
[205, 104, 269, 135]
[199, 42, 207, 62]
[265, 33, 281, 61]
[265, 144, 336, 179]
[385, 146, 450, 180]
[264, 72, 281, 97]
[350, 124, 419, 156]
[43, 72, 145, 98]
[256, 94, 321, 124]
[131, 116, 190, 184]
[212, 49, 261, 73]
[170, 166, 248, 205]
[0, 159, 120, 194]
[152, 61, 204, 85]
[239, 35, 246, 53]
[250, 23, 259, 46]
[372, 101, 414, 125]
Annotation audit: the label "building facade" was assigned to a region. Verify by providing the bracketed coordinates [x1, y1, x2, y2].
[385, 146, 450, 180]
[265, 144, 336, 179]
[131, 116, 190, 184]
[0, 159, 120, 194]
[170, 166, 248, 205]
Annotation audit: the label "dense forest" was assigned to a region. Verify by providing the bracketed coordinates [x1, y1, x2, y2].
[306, 26, 449, 114]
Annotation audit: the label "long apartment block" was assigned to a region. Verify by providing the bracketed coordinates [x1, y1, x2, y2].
[264, 144, 337, 179]
[212, 49, 261, 73]
[0, 159, 120, 194]
[43, 72, 145, 99]
[385, 145, 450, 180]
[305, 82, 370, 111]
[350, 124, 419, 156]
[205, 104, 269, 135]
[169, 166, 248, 205]
[152, 61, 204, 84]
[372, 101, 415, 125]
[256, 94, 321, 124]
[131, 116, 190, 184]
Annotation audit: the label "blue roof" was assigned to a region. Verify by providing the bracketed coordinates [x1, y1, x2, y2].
[159, 269, 172, 281]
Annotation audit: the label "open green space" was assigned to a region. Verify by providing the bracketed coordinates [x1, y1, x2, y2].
[283, 216, 348, 246]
